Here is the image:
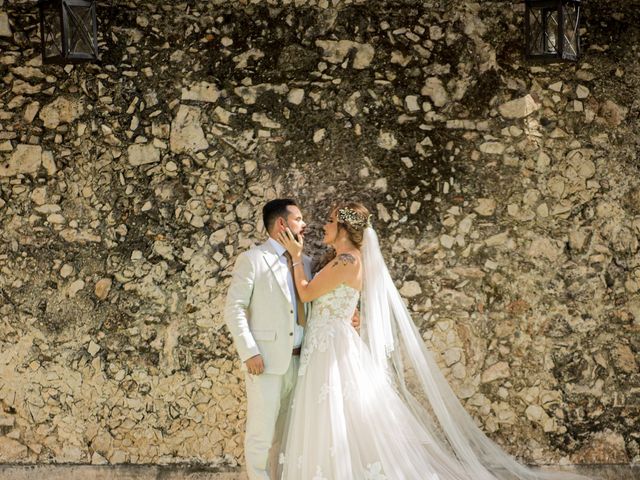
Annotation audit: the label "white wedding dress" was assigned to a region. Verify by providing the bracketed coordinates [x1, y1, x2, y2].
[277, 229, 595, 480]
[278, 283, 473, 479]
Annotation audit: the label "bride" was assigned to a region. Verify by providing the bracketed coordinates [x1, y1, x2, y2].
[274, 201, 595, 480]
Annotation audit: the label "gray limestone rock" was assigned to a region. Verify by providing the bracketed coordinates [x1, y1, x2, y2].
[315, 39, 375, 69]
[181, 81, 220, 103]
[38, 97, 84, 129]
[474, 198, 496, 216]
[170, 105, 209, 154]
[0, 11, 11, 38]
[0, 437, 28, 461]
[481, 362, 510, 383]
[498, 94, 541, 119]
[128, 143, 161, 166]
[421, 77, 448, 107]
[0, 144, 42, 177]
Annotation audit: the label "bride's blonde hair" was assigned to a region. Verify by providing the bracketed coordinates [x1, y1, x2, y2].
[314, 201, 371, 273]
[334, 201, 371, 248]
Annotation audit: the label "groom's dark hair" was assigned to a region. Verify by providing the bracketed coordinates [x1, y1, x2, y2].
[263, 198, 298, 232]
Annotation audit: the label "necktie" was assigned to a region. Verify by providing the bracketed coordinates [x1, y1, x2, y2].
[284, 251, 306, 327]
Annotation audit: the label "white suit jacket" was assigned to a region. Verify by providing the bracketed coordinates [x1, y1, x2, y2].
[224, 239, 313, 375]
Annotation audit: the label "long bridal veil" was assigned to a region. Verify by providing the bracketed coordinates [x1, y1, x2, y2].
[360, 227, 595, 480]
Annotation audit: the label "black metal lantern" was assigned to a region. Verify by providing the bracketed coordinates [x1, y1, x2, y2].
[38, 0, 99, 64]
[525, 0, 581, 61]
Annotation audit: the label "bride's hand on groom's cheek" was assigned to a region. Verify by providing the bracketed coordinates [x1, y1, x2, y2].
[278, 228, 303, 258]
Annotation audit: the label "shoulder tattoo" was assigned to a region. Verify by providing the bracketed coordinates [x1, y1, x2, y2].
[332, 253, 356, 267]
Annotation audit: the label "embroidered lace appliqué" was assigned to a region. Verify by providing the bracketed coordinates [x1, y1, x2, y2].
[318, 382, 332, 403]
[312, 465, 328, 480]
[364, 462, 388, 480]
[299, 284, 360, 376]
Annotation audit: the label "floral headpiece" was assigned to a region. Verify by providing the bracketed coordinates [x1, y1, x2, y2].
[337, 207, 372, 230]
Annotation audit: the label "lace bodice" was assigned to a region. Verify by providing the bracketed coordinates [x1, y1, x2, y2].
[311, 283, 360, 323]
[298, 283, 360, 376]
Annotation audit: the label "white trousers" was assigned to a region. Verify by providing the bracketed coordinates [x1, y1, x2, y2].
[244, 356, 299, 480]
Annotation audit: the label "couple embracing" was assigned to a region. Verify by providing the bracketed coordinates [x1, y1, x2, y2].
[224, 199, 593, 480]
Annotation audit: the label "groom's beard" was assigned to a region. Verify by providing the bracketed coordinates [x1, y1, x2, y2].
[286, 221, 305, 240]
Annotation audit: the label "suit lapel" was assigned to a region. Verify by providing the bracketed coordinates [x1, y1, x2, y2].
[261, 241, 293, 305]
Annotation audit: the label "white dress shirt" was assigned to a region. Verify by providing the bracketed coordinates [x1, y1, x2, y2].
[267, 238, 304, 348]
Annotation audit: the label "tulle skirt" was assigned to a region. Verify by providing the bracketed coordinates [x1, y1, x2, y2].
[277, 317, 475, 480]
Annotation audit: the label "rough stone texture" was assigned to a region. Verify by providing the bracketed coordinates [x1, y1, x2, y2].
[422, 77, 449, 107]
[498, 95, 541, 119]
[0, 144, 42, 177]
[170, 105, 209, 154]
[181, 82, 221, 104]
[315, 39, 375, 69]
[0, 11, 11, 38]
[0, 0, 638, 470]
[38, 97, 84, 129]
[128, 143, 161, 166]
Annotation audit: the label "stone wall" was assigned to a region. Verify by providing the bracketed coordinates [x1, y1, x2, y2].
[0, 0, 638, 469]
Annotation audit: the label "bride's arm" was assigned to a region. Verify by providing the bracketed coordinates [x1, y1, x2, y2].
[278, 229, 357, 302]
[293, 253, 357, 302]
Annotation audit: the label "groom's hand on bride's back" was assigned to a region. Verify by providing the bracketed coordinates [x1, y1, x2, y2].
[245, 354, 265, 375]
[351, 308, 360, 330]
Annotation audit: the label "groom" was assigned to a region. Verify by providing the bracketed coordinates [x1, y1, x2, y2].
[224, 198, 311, 480]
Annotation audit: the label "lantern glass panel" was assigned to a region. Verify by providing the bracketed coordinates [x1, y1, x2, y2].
[41, 4, 64, 59]
[63, 2, 96, 57]
[561, 3, 580, 60]
[528, 6, 559, 56]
